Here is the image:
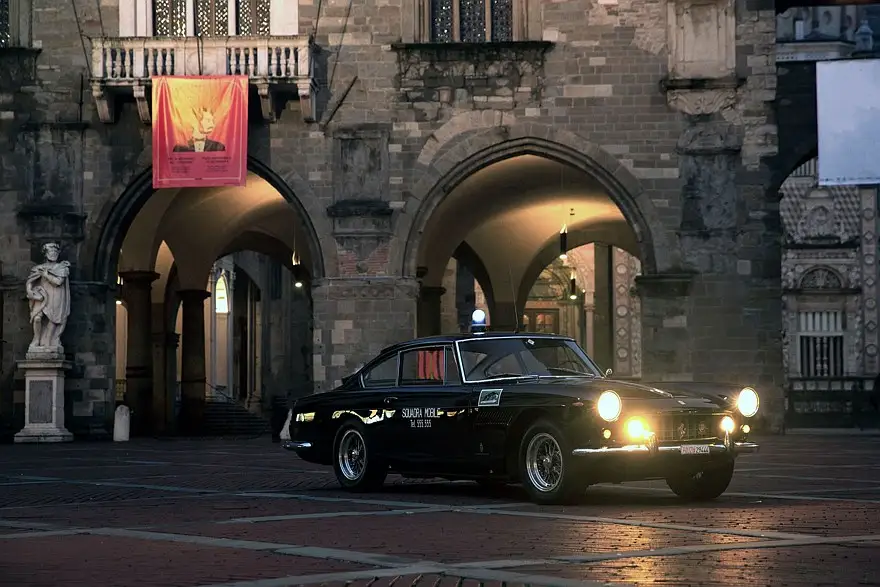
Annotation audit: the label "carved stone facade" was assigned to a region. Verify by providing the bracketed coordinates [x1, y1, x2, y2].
[0, 0, 784, 437]
[779, 158, 878, 379]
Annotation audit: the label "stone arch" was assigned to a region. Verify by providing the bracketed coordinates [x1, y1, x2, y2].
[394, 121, 673, 279]
[770, 143, 818, 201]
[516, 224, 639, 314]
[80, 156, 334, 286]
[451, 241, 496, 314]
[799, 266, 844, 290]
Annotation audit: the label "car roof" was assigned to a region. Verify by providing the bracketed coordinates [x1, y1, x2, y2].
[379, 331, 576, 356]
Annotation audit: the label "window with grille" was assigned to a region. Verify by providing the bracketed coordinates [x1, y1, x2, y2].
[430, 0, 513, 42]
[797, 310, 845, 377]
[0, 0, 9, 47]
[153, 0, 271, 37]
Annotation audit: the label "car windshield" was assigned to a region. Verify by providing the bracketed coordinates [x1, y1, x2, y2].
[456, 336, 603, 382]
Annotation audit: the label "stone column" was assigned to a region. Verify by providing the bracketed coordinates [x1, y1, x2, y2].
[312, 277, 419, 392]
[490, 301, 518, 331]
[165, 332, 180, 432]
[417, 286, 445, 336]
[151, 331, 181, 435]
[119, 270, 159, 436]
[592, 244, 614, 370]
[456, 262, 476, 332]
[178, 289, 210, 435]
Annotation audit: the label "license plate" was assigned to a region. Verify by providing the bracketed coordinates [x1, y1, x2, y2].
[680, 444, 710, 455]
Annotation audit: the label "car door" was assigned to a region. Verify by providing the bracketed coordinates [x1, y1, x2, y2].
[383, 344, 473, 471]
[352, 352, 402, 459]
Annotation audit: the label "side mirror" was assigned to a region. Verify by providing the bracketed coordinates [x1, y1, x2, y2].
[604, 368, 613, 377]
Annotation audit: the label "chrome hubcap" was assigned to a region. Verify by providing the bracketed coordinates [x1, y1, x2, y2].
[525, 433, 563, 492]
[338, 429, 366, 481]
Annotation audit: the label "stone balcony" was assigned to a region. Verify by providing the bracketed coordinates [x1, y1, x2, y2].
[775, 40, 855, 63]
[89, 35, 318, 124]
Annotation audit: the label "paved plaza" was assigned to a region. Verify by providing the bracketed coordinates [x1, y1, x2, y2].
[0, 434, 878, 586]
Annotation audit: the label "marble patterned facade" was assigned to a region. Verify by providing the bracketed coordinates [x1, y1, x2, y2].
[779, 157, 879, 379]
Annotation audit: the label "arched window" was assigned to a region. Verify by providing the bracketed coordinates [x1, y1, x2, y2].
[215, 273, 230, 314]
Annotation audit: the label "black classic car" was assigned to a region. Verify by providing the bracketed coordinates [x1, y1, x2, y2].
[283, 311, 760, 504]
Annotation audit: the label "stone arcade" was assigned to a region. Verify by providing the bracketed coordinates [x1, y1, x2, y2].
[0, 0, 784, 439]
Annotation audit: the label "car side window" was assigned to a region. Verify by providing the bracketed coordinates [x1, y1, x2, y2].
[361, 355, 399, 388]
[399, 346, 461, 387]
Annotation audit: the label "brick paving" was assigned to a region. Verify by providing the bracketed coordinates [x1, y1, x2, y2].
[0, 435, 879, 586]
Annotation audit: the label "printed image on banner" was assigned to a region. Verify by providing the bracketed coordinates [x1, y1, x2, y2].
[152, 75, 248, 189]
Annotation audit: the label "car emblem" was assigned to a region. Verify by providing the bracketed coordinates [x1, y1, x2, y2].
[677, 400, 686, 406]
[698, 422, 707, 435]
[678, 422, 687, 439]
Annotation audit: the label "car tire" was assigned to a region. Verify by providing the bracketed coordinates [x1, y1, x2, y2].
[518, 419, 583, 505]
[665, 459, 735, 501]
[332, 421, 387, 492]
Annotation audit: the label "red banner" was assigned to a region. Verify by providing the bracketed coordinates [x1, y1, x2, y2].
[152, 75, 248, 189]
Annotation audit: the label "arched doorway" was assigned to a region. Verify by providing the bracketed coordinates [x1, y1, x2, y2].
[400, 137, 658, 374]
[91, 163, 323, 437]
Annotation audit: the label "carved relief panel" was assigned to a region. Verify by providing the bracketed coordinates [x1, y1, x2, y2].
[612, 247, 642, 378]
[859, 187, 878, 373]
[667, 0, 736, 79]
[780, 182, 860, 245]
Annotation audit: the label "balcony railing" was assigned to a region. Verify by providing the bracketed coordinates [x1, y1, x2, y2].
[89, 35, 318, 124]
[786, 376, 879, 429]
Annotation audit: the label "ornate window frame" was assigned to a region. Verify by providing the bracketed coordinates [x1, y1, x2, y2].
[117, 0, 298, 37]
[404, 0, 531, 43]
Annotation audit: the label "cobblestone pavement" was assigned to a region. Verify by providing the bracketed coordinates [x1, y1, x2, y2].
[1, 435, 879, 587]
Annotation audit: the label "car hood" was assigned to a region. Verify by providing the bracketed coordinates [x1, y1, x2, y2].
[539, 377, 733, 410]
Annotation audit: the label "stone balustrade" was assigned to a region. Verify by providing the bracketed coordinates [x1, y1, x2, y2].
[89, 35, 317, 123]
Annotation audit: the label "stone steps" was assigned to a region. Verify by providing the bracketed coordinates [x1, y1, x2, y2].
[201, 401, 271, 437]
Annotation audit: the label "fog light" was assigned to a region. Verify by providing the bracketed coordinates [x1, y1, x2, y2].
[742, 424, 751, 434]
[602, 429, 612, 439]
[720, 416, 735, 433]
[626, 418, 647, 439]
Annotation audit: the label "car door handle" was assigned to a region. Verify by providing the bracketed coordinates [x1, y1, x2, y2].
[384, 396, 398, 405]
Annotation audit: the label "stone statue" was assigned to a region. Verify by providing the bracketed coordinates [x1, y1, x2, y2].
[25, 242, 71, 354]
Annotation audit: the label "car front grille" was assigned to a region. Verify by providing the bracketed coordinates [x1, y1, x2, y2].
[652, 414, 723, 442]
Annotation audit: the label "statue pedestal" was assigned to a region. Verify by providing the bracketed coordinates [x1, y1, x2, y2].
[14, 354, 74, 443]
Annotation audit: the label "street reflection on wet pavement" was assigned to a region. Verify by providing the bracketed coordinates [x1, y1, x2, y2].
[1, 434, 878, 586]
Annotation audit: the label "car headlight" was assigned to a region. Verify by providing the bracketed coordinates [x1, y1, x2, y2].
[736, 387, 759, 418]
[597, 390, 622, 422]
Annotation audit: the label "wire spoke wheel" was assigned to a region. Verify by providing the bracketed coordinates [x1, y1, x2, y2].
[525, 432, 564, 492]
[338, 429, 367, 481]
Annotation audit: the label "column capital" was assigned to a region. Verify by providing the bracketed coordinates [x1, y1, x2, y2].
[119, 270, 161, 285]
[177, 289, 211, 303]
[311, 277, 420, 301]
[633, 271, 697, 298]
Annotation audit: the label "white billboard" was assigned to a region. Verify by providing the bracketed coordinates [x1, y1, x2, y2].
[817, 58, 880, 186]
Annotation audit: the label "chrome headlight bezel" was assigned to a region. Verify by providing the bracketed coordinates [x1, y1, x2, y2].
[597, 390, 622, 422]
[736, 387, 760, 418]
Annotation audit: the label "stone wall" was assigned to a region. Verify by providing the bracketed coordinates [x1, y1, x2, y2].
[0, 0, 785, 434]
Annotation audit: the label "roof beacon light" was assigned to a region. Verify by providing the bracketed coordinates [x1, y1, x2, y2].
[471, 309, 487, 334]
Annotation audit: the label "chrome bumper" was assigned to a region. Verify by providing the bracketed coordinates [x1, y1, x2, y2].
[281, 440, 312, 451]
[572, 434, 759, 458]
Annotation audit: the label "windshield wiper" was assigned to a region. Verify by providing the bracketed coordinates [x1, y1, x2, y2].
[548, 367, 595, 376]
[485, 373, 539, 381]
